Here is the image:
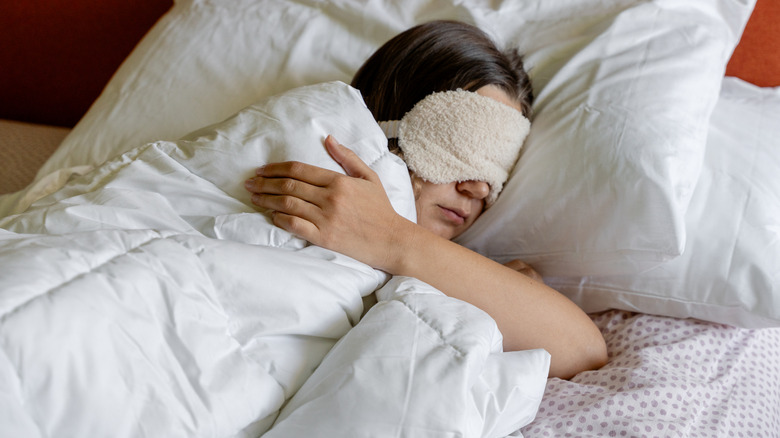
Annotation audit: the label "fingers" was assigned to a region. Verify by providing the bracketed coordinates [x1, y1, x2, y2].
[241, 135, 389, 249]
[255, 160, 337, 187]
[247, 185, 324, 243]
[503, 259, 544, 283]
[248, 190, 316, 217]
[269, 211, 320, 241]
[245, 173, 315, 198]
[245, 135, 380, 206]
[324, 135, 380, 183]
[251, 135, 379, 186]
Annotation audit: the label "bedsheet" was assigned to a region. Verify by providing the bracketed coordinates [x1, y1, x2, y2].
[520, 310, 780, 437]
[0, 83, 550, 437]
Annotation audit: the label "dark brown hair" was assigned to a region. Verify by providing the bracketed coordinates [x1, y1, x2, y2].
[351, 20, 533, 124]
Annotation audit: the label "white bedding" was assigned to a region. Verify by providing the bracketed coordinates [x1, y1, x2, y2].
[2, 0, 763, 330]
[3, 0, 779, 436]
[0, 82, 550, 437]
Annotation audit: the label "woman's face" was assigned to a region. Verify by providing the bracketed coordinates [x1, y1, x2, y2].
[414, 85, 524, 240]
[414, 177, 490, 240]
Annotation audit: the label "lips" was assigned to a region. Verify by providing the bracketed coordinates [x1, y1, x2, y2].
[438, 205, 468, 225]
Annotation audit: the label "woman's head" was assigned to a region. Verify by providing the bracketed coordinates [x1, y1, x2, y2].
[351, 20, 533, 240]
[351, 20, 533, 122]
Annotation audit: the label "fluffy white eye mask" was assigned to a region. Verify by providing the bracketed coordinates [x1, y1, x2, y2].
[378, 89, 530, 206]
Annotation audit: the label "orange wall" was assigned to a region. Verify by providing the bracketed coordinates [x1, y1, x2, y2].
[726, 0, 780, 87]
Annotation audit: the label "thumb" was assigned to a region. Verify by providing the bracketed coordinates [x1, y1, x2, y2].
[324, 135, 378, 181]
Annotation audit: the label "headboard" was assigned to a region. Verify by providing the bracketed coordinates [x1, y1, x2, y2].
[0, 0, 775, 129]
[0, 0, 173, 127]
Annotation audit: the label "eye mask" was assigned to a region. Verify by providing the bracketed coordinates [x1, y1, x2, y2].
[378, 89, 530, 206]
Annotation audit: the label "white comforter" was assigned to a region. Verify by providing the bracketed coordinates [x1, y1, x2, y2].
[0, 82, 549, 437]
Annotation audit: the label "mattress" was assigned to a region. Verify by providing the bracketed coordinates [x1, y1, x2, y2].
[0, 119, 69, 195]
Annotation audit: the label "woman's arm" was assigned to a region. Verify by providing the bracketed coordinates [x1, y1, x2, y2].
[245, 136, 607, 379]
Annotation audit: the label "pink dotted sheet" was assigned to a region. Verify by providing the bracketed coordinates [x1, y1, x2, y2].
[520, 310, 780, 437]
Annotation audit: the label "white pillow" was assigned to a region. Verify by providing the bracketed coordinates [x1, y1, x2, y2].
[545, 77, 780, 328]
[20, 0, 754, 278]
[456, 1, 755, 276]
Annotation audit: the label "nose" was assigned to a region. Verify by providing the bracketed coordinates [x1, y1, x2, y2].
[456, 180, 490, 200]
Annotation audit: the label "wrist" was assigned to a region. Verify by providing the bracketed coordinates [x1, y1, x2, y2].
[377, 214, 419, 275]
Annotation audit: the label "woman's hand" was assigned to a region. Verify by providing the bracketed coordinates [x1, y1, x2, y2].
[244, 135, 408, 270]
[503, 259, 544, 283]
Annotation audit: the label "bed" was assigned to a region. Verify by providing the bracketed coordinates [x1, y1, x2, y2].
[1, 0, 779, 437]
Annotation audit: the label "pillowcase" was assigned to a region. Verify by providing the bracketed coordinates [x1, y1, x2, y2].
[18, 0, 755, 279]
[545, 77, 780, 328]
[456, 1, 755, 276]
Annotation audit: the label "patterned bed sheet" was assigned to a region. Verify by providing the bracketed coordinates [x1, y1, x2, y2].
[520, 310, 780, 437]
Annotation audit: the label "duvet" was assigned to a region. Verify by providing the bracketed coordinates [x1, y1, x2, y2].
[0, 82, 550, 437]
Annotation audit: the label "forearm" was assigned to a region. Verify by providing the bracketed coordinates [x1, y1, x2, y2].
[384, 219, 608, 379]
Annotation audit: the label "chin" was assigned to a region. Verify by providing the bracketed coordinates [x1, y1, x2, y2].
[429, 226, 455, 240]
[441, 227, 461, 240]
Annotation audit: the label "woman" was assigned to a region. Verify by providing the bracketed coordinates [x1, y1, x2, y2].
[245, 21, 607, 379]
